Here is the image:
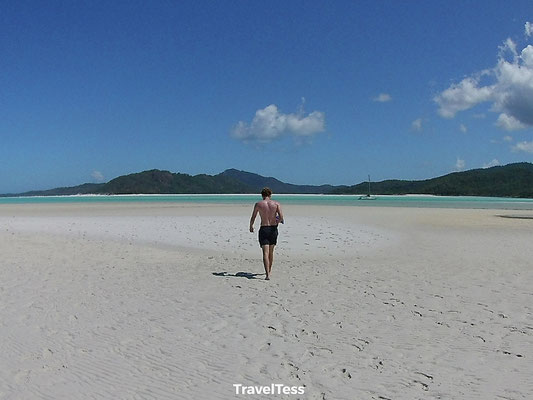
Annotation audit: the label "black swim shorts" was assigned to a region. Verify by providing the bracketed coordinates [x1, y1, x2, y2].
[258, 225, 278, 246]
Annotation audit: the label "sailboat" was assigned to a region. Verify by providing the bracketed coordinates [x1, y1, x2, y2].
[358, 175, 377, 200]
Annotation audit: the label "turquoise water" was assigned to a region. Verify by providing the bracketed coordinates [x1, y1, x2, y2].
[1, 194, 533, 210]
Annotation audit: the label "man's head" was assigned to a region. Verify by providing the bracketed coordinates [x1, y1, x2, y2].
[261, 187, 272, 199]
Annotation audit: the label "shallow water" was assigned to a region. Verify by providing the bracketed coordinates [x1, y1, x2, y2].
[2, 194, 533, 210]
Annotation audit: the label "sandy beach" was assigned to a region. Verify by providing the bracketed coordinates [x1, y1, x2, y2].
[1, 202, 532, 399]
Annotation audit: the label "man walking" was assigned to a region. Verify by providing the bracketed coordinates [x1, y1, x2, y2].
[249, 187, 284, 280]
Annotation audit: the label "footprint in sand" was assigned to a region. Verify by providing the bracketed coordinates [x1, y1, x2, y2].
[259, 342, 271, 351]
[341, 368, 352, 379]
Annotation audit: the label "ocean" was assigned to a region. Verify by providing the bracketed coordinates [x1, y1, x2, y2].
[1, 194, 533, 210]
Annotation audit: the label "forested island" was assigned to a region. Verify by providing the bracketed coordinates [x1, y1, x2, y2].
[2, 162, 533, 198]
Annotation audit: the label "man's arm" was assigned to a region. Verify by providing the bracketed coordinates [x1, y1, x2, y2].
[276, 203, 284, 224]
[250, 203, 259, 232]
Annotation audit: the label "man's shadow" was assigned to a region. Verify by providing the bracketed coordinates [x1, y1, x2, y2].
[212, 271, 264, 280]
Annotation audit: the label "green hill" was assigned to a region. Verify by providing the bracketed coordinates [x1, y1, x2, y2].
[331, 163, 533, 197]
[1, 183, 105, 197]
[2, 162, 533, 198]
[94, 169, 252, 194]
[218, 169, 335, 194]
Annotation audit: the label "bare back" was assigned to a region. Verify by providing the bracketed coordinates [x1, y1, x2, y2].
[255, 198, 281, 226]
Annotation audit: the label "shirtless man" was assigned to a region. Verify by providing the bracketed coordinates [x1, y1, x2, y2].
[249, 187, 284, 280]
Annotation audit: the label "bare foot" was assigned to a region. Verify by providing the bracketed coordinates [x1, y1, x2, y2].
[265, 275, 270, 280]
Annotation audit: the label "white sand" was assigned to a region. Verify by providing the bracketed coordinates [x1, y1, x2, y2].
[1, 203, 532, 399]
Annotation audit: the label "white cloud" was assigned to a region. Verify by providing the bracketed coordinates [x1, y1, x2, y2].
[526, 22, 533, 37]
[459, 123, 467, 133]
[373, 93, 392, 102]
[455, 158, 466, 171]
[411, 118, 423, 131]
[434, 76, 493, 118]
[512, 140, 533, 153]
[496, 113, 527, 131]
[435, 28, 533, 131]
[503, 135, 513, 142]
[91, 170, 105, 183]
[499, 38, 518, 60]
[483, 159, 500, 168]
[231, 104, 325, 143]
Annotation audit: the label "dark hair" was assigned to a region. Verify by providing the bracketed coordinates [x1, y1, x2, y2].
[261, 187, 272, 198]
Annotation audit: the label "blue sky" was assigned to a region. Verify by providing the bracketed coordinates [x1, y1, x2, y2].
[2, 0, 533, 193]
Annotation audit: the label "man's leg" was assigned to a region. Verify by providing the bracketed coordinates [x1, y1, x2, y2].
[268, 245, 275, 275]
[262, 245, 270, 279]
